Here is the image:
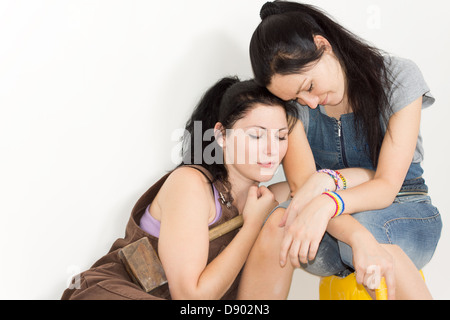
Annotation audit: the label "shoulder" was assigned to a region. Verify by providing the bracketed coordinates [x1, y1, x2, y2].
[163, 166, 212, 195]
[157, 166, 214, 207]
[383, 55, 434, 114]
[385, 55, 423, 84]
[168, 166, 212, 184]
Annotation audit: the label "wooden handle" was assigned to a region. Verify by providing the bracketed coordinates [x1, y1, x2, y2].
[209, 215, 244, 242]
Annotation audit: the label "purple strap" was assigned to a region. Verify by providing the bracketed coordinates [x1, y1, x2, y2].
[139, 184, 223, 238]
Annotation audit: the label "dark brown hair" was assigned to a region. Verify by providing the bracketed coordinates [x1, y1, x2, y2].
[250, 1, 393, 166]
[180, 76, 298, 184]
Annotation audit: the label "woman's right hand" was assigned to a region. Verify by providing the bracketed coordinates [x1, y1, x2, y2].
[280, 171, 337, 228]
[281, 168, 376, 228]
[242, 185, 279, 227]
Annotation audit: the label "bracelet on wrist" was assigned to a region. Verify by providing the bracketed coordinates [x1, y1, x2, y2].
[322, 191, 345, 218]
[318, 169, 347, 191]
[335, 170, 347, 190]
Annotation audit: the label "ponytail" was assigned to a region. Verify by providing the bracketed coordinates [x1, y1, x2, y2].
[179, 75, 297, 185]
[181, 77, 239, 183]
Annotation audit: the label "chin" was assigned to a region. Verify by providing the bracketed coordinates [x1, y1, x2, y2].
[254, 166, 278, 183]
[236, 164, 279, 184]
[258, 175, 275, 183]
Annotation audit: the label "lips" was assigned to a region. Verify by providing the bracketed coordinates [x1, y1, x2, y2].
[320, 94, 328, 106]
[257, 162, 276, 169]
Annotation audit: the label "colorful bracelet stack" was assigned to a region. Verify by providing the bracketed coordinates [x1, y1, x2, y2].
[322, 191, 345, 218]
[318, 169, 347, 191]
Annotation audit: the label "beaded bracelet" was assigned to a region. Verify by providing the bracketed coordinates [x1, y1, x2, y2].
[318, 169, 347, 191]
[318, 169, 340, 190]
[322, 191, 345, 218]
[335, 170, 347, 190]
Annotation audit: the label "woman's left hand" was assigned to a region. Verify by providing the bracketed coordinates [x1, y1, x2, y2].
[350, 234, 396, 300]
[280, 194, 335, 268]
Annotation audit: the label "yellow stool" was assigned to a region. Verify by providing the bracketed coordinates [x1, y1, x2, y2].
[319, 271, 425, 300]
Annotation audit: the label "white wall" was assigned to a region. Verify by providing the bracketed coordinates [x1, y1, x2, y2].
[0, 0, 448, 300]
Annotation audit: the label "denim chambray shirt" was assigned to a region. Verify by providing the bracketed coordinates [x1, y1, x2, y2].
[297, 56, 435, 194]
[306, 106, 425, 185]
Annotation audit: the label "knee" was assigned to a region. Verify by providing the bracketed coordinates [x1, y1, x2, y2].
[253, 208, 285, 256]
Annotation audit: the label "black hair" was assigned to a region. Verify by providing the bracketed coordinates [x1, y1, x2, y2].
[180, 76, 298, 192]
[250, 1, 393, 167]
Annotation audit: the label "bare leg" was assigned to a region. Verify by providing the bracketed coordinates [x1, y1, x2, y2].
[237, 208, 295, 300]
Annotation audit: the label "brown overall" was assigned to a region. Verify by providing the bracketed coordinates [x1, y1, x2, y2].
[61, 166, 241, 300]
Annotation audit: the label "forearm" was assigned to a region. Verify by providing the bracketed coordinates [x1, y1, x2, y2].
[337, 168, 375, 189]
[336, 98, 423, 214]
[288, 168, 375, 214]
[334, 176, 400, 216]
[177, 223, 262, 300]
[326, 214, 376, 247]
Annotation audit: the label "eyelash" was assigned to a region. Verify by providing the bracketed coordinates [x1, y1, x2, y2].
[249, 134, 287, 141]
[292, 82, 314, 103]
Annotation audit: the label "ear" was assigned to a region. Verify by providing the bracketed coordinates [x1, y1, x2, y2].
[214, 122, 225, 148]
[313, 35, 332, 53]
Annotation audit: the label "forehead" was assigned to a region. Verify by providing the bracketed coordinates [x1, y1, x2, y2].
[268, 73, 307, 101]
[233, 104, 287, 128]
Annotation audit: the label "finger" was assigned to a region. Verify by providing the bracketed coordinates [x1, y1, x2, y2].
[279, 233, 293, 267]
[308, 240, 320, 262]
[256, 188, 262, 198]
[257, 185, 270, 198]
[258, 186, 277, 205]
[247, 185, 258, 199]
[384, 269, 396, 300]
[289, 239, 302, 268]
[284, 205, 298, 228]
[258, 185, 271, 196]
[279, 206, 289, 227]
[364, 265, 381, 290]
[298, 240, 310, 265]
[281, 200, 299, 228]
[354, 267, 365, 285]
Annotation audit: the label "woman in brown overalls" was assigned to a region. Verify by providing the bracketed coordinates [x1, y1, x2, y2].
[61, 77, 299, 300]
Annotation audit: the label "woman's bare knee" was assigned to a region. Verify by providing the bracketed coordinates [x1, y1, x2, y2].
[252, 208, 285, 258]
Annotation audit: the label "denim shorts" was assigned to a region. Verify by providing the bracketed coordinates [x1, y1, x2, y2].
[275, 193, 442, 278]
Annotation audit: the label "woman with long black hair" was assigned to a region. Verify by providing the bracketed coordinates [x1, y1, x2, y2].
[240, 1, 442, 299]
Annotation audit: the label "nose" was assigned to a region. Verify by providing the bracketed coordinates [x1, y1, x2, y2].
[298, 93, 320, 109]
[264, 133, 279, 156]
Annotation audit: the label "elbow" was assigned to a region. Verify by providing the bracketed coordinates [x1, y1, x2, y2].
[288, 181, 300, 196]
[373, 177, 402, 209]
[287, 172, 316, 196]
[170, 283, 221, 301]
[170, 285, 203, 300]
[171, 289, 207, 301]
[378, 194, 397, 209]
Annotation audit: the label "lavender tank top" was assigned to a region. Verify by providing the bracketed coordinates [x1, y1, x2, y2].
[139, 184, 223, 238]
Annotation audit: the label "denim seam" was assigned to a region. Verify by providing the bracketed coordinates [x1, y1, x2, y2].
[383, 212, 441, 244]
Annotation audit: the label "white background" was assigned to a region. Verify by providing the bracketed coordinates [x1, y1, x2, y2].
[0, 0, 448, 300]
